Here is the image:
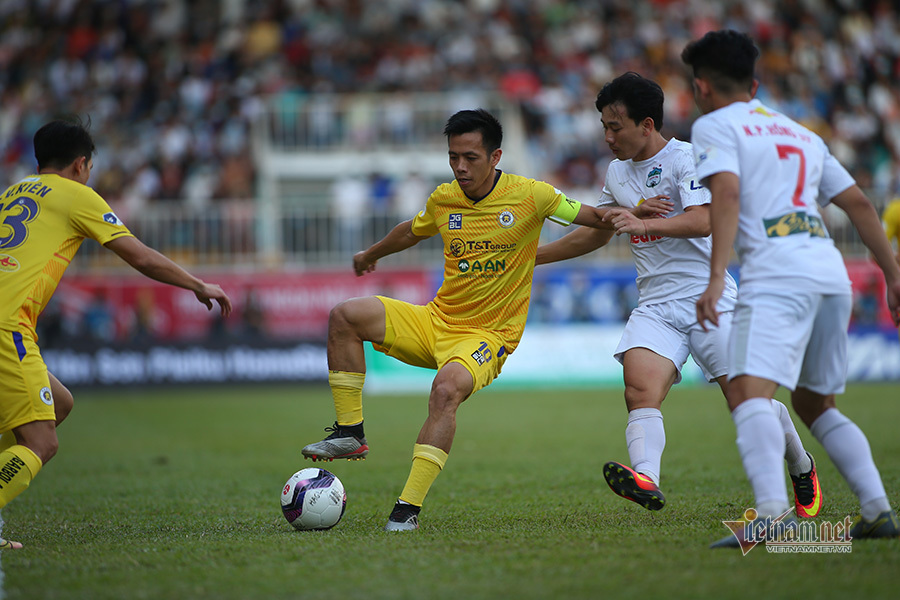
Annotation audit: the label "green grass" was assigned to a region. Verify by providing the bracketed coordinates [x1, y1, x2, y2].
[2, 382, 899, 599]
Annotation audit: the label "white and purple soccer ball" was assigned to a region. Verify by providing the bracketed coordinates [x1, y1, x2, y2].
[280, 468, 346, 530]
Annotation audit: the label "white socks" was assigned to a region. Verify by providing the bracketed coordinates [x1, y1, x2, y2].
[732, 398, 790, 517]
[810, 408, 890, 521]
[625, 408, 665, 485]
[771, 400, 812, 476]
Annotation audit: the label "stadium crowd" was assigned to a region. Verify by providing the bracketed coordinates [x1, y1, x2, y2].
[0, 0, 899, 217]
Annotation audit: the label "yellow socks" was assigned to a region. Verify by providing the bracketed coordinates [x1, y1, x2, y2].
[399, 444, 448, 507]
[0, 445, 42, 509]
[329, 371, 365, 426]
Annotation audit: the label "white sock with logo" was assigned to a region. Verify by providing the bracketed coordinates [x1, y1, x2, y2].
[732, 398, 789, 518]
[810, 408, 891, 521]
[771, 400, 812, 476]
[625, 408, 665, 486]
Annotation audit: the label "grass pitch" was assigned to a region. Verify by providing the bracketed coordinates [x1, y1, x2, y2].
[2, 382, 899, 599]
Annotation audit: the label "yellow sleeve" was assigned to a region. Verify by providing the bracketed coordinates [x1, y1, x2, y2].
[70, 186, 133, 244]
[884, 200, 900, 247]
[535, 180, 580, 226]
[410, 190, 440, 237]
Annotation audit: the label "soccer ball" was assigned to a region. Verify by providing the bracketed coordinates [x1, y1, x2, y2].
[280, 468, 347, 530]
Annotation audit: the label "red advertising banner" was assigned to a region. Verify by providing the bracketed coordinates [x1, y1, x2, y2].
[53, 268, 436, 342]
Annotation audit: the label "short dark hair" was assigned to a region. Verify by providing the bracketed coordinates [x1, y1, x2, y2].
[681, 30, 759, 94]
[595, 72, 665, 131]
[34, 117, 96, 171]
[443, 109, 503, 153]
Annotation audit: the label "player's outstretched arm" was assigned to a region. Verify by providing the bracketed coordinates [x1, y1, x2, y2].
[831, 186, 900, 326]
[605, 204, 711, 238]
[104, 236, 232, 316]
[353, 219, 431, 277]
[536, 226, 614, 265]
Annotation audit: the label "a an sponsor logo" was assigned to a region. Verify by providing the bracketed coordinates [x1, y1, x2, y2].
[646, 165, 662, 188]
[40, 386, 54, 406]
[497, 209, 515, 228]
[0, 254, 20, 272]
[456, 259, 506, 276]
[103, 212, 123, 226]
[764, 211, 828, 239]
[449, 213, 462, 230]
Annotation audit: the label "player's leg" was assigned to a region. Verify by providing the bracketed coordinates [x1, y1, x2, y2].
[302, 296, 387, 461]
[603, 303, 687, 510]
[386, 361, 475, 531]
[386, 330, 503, 531]
[49, 371, 74, 427]
[0, 330, 60, 549]
[697, 309, 819, 517]
[793, 293, 897, 538]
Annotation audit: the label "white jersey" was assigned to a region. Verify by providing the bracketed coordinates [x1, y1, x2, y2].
[691, 99, 853, 293]
[599, 138, 738, 306]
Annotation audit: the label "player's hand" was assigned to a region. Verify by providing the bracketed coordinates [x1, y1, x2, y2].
[603, 208, 646, 236]
[633, 195, 673, 218]
[696, 277, 725, 332]
[195, 283, 233, 317]
[887, 278, 900, 327]
[353, 250, 377, 277]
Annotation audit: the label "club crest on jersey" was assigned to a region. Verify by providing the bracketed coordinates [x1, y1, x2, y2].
[40, 386, 53, 406]
[0, 254, 20, 272]
[497, 209, 515, 228]
[103, 212, 123, 226]
[646, 166, 662, 188]
[449, 213, 462, 230]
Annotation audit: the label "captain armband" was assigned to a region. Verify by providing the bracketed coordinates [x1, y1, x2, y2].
[548, 195, 581, 226]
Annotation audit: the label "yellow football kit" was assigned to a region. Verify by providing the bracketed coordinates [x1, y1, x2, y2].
[0, 173, 132, 430]
[884, 199, 900, 255]
[372, 171, 579, 392]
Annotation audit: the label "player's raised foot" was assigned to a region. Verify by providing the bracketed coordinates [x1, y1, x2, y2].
[384, 501, 420, 532]
[849, 510, 900, 540]
[791, 451, 822, 518]
[710, 512, 799, 550]
[0, 537, 23, 550]
[602, 461, 665, 511]
[302, 422, 368, 462]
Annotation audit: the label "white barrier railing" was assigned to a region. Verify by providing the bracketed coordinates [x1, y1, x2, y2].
[69, 201, 872, 273]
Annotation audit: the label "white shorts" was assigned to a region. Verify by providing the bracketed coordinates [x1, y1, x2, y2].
[614, 296, 732, 384]
[729, 288, 850, 394]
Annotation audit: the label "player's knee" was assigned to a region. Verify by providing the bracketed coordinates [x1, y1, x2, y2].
[15, 424, 59, 464]
[623, 384, 661, 410]
[428, 381, 467, 414]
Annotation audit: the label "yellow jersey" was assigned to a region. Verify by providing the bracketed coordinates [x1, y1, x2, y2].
[0, 174, 133, 334]
[412, 171, 571, 351]
[884, 199, 900, 251]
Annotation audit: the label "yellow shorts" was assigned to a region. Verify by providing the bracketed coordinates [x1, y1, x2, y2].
[0, 329, 55, 432]
[373, 296, 509, 395]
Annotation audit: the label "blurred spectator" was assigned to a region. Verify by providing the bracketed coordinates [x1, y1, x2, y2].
[82, 290, 117, 342]
[394, 170, 430, 219]
[331, 173, 369, 258]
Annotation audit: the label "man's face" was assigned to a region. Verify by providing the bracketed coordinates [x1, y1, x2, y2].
[448, 132, 500, 199]
[601, 102, 647, 161]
